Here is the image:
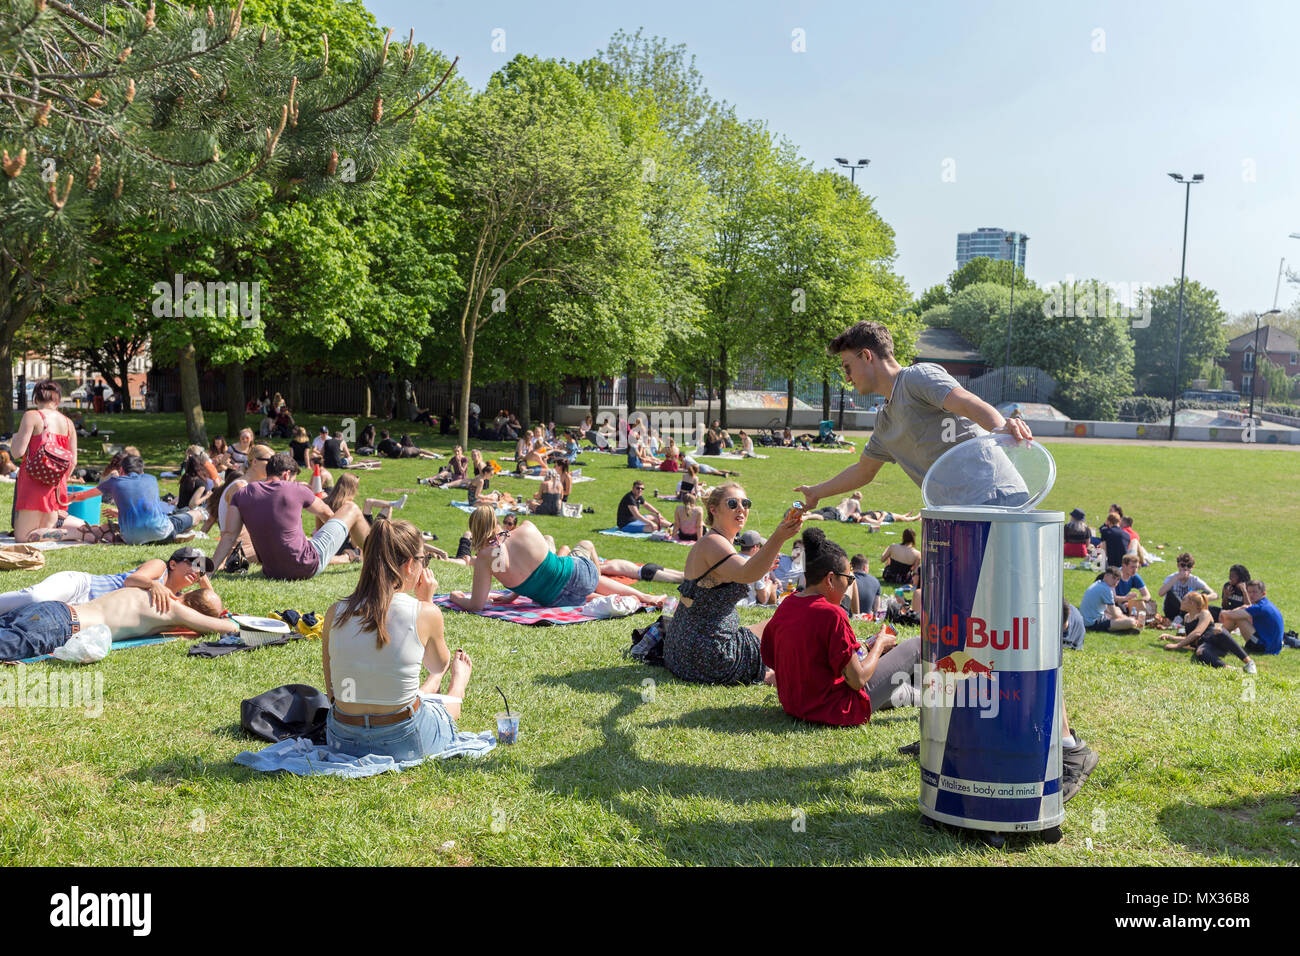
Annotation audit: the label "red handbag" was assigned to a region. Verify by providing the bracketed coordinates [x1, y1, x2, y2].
[24, 412, 73, 486]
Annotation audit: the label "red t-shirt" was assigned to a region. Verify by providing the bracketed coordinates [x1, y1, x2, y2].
[760, 593, 870, 726]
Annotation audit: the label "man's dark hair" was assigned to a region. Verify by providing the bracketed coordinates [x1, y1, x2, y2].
[850, 553, 867, 572]
[333, 431, 343, 439]
[380, 430, 390, 439]
[827, 320, 895, 359]
[267, 452, 298, 477]
[120, 454, 144, 475]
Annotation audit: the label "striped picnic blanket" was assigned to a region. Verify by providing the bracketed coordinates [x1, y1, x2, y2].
[432, 592, 647, 626]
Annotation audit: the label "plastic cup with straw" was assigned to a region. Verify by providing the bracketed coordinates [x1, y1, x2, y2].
[494, 685, 519, 745]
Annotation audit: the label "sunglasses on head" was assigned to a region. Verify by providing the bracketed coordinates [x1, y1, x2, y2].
[726, 497, 752, 511]
[417, 552, 434, 567]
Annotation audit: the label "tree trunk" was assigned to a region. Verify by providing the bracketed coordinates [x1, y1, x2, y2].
[0, 330, 14, 435]
[458, 328, 476, 450]
[117, 356, 132, 413]
[786, 377, 795, 428]
[288, 365, 302, 413]
[362, 376, 372, 419]
[517, 377, 530, 431]
[178, 341, 207, 446]
[588, 376, 599, 430]
[225, 362, 246, 436]
[718, 345, 728, 431]
[540, 382, 551, 426]
[822, 376, 831, 423]
[625, 361, 637, 420]
[705, 364, 712, 423]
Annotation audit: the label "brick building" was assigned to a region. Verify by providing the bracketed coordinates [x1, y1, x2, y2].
[1219, 326, 1299, 401]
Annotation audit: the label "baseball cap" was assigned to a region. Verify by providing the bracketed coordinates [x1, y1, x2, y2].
[319, 425, 329, 433]
[1070, 508, 1086, 520]
[169, 546, 215, 574]
[737, 530, 765, 549]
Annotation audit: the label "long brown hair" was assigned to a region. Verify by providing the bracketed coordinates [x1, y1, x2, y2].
[335, 519, 425, 648]
[324, 471, 359, 513]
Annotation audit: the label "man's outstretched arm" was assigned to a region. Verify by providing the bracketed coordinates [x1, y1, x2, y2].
[795, 456, 884, 511]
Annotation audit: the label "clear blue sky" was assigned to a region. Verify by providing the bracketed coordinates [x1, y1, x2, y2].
[369, 0, 1300, 317]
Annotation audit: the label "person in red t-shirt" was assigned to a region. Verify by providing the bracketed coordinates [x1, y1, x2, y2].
[760, 528, 922, 726]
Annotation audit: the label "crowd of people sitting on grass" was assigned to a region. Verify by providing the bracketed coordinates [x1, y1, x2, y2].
[0, 367, 1291, 778]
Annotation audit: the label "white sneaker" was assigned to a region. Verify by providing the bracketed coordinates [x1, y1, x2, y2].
[890, 681, 922, 709]
[1244, 660, 1257, 675]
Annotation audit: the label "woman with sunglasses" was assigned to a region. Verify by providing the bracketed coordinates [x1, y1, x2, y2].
[663, 483, 803, 685]
[449, 506, 664, 611]
[323, 519, 473, 760]
[759, 527, 921, 725]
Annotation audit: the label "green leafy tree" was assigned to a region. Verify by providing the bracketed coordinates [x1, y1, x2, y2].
[0, 0, 451, 436]
[1130, 280, 1228, 397]
[434, 56, 643, 448]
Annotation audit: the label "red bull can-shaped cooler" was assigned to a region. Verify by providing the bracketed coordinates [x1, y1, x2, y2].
[917, 434, 1064, 836]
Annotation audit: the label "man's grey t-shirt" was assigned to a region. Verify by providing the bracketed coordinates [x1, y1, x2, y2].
[862, 363, 1028, 504]
[1063, 603, 1085, 649]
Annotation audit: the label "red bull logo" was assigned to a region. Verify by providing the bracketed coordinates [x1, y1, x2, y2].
[921, 611, 1033, 651]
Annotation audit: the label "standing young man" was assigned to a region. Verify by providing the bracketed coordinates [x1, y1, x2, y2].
[793, 320, 1098, 801]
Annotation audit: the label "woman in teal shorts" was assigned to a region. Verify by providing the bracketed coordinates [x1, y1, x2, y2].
[448, 506, 666, 611]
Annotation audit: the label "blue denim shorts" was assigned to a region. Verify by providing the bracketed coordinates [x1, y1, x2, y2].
[0, 600, 76, 661]
[325, 695, 457, 761]
[551, 554, 601, 607]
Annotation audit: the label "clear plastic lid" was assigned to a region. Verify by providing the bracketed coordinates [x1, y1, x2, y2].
[920, 433, 1056, 511]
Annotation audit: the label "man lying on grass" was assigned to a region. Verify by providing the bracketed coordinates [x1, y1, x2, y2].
[0, 586, 235, 661]
[794, 319, 1098, 802]
[0, 546, 216, 616]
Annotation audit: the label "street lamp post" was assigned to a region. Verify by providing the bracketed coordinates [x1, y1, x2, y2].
[1001, 232, 1027, 403]
[1166, 173, 1203, 440]
[833, 157, 870, 184]
[833, 158, 870, 428]
[1248, 309, 1282, 421]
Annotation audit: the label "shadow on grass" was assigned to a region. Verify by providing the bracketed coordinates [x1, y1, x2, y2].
[532, 665, 958, 863]
[1156, 790, 1300, 864]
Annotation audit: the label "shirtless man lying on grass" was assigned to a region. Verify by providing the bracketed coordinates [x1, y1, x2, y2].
[0, 586, 236, 661]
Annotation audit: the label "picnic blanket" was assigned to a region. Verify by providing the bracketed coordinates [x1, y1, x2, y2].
[10, 633, 183, 665]
[697, 452, 769, 460]
[448, 500, 527, 517]
[0, 535, 92, 551]
[432, 591, 648, 625]
[503, 473, 596, 483]
[233, 726, 496, 778]
[598, 528, 692, 545]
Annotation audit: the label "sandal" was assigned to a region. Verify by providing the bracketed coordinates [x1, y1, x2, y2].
[80, 526, 104, 544]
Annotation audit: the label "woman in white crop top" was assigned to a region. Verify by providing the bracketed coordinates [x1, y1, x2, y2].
[322, 519, 474, 760]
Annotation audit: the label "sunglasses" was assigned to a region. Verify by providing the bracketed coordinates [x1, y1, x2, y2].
[833, 571, 855, 588]
[254, 456, 272, 463]
[726, 497, 752, 511]
[417, 552, 434, 567]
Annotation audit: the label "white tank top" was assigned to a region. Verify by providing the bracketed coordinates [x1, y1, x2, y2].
[327, 592, 425, 706]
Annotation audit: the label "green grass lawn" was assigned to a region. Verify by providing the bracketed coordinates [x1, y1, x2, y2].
[1, 413, 1297, 865]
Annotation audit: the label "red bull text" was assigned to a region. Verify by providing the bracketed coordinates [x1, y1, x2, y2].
[918, 508, 1065, 833]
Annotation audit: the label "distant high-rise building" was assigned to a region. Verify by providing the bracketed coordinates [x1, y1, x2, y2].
[956, 227, 1027, 270]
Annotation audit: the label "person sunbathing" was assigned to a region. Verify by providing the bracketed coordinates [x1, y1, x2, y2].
[447, 506, 664, 611]
[0, 585, 235, 661]
[0, 546, 218, 618]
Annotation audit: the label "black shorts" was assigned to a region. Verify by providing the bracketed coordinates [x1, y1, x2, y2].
[1084, 620, 1113, 632]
